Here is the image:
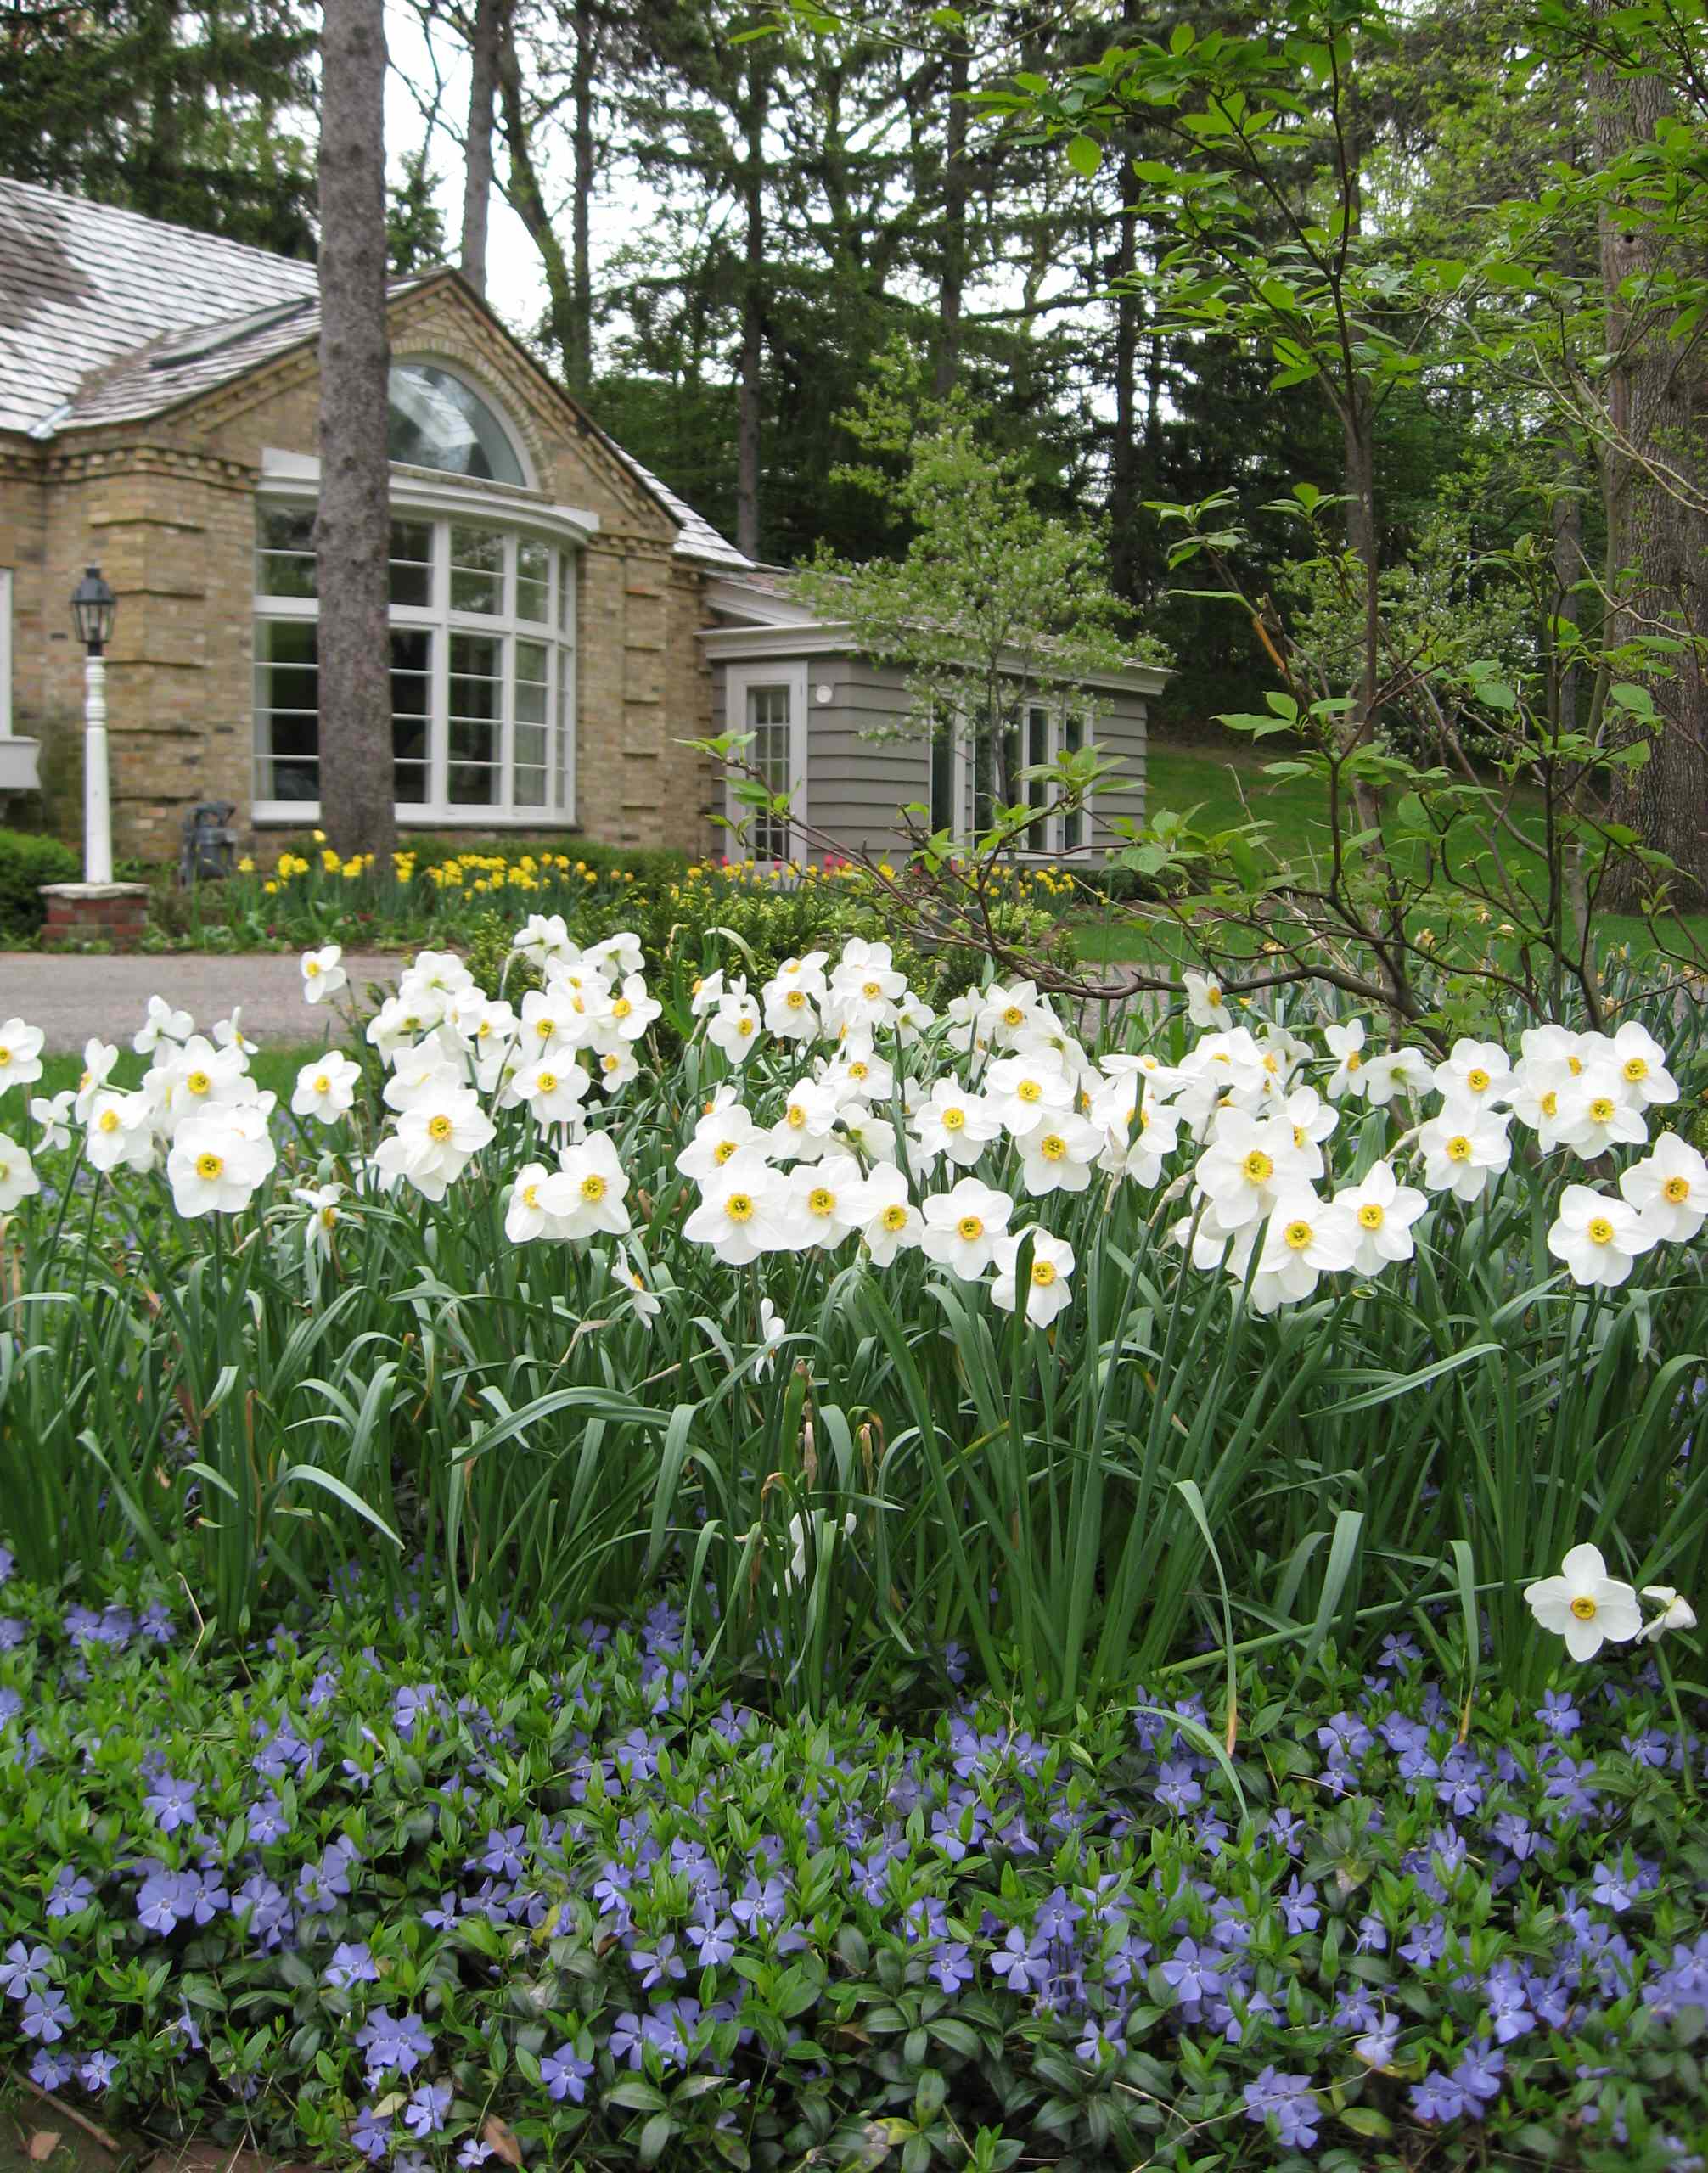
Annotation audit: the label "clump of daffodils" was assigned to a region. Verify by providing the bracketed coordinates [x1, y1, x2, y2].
[5, 944, 1708, 1345]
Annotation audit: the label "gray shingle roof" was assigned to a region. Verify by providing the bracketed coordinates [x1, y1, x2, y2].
[606, 452, 752, 573]
[0, 176, 318, 437]
[0, 175, 749, 570]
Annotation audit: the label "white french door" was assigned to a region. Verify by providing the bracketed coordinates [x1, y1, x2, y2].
[726, 663, 809, 865]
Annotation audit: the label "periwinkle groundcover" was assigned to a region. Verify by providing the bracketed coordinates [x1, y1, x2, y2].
[2, 1553, 1705, 2173]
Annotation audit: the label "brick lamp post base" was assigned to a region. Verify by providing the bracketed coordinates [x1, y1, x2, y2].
[39, 880, 152, 949]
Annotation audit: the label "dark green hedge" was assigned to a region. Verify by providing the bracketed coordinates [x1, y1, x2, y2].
[0, 828, 81, 939]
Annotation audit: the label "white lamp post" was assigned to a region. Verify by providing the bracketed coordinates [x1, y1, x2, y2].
[70, 564, 118, 884]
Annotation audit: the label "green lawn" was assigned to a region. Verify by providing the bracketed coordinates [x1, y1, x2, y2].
[31, 1046, 323, 1103]
[1071, 734, 1708, 969]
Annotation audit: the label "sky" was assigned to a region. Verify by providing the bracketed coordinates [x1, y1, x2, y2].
[376, 2, 1107, 414]
[383, 0, 591, 349]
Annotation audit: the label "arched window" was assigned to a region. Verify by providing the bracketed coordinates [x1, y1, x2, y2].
[387, 360, 528, 487]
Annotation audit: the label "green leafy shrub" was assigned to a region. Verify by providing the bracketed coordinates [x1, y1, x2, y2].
[0, 828, 80, 938]
[464, 861, 1076, 1017]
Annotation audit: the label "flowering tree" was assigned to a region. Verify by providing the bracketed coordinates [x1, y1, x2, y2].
[793, 345, 1166, 835]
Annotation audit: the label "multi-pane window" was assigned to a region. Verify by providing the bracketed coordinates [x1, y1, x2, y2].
[747, 683, 796, 862]
[253, 509, 577, 821]
[929, 700, 1094, 856]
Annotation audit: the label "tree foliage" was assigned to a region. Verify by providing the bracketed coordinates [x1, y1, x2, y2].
[795, 345, 1160, 825]
[0, 0, 317, 255]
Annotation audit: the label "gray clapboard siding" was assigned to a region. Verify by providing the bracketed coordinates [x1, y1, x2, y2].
[705, 637, 1151, 866]
[806, 657, 930, 857]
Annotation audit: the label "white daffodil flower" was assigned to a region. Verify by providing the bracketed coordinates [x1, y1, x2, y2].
[683, 1153, 789, 1266]
[754, 1298, 787, 1379]
[0, 1018, 46, 1097]
[1433, 1038, 1514, 1109]
[911, 1078, 1002, 1170]
[1183, 969, 1233, 1031]
[73, 1039, 119, 1124]
[1556, 1065, 1649, 1159]
[1620, 1133, 1708, 1244]
[301, 946, 347, 1005]
[292, 1182, 347, 1261]
[769, 1078, 843, 1165]
[542, 1132, 632, 1241]
[377, 1087, 496, 1202]
[30, 1091, 74, 1154]
[1193, 1110, 1307, 1230]
[1638, 1586, 1697, 1643]
[677, 1095, 767, 1184]
[984, 1053, 1075, 1143]
[595, 974, 662, 1047]
[1608, 1020, 1677, 1109]
[1357, 1045, 1434, 1107]
[919, 1177, 1014, 1281]
[1546, 1184, 1656, 1289]
[166, 1107, 276, 1217]
[0, 1132, 41, 1211]
[707, 991, 763, 1063]
[512, 913, 573, 971]
[1524, 1543, 1643, 1661]
[514, 1056, 591, 1127]
[1018, 1112, 1102, 1199]
[132, 994, 193, 1055]
[506, 1162, 578, 1244]
[85, 1089, 158, 1174]
[1323, 1018, 1366, 1100]
[853, 1165, 922, 1265]
[781, 1153, 867, 1251]
[610, 1249, 664, 1323]
[992, 1227, 1076, 1328]
[1418, 1101, 1511, 1202]
[593, 1044, 640, 1096]
[1333, 1159, 1428, 1272]
[1248, 1189, 1357, 1312]
[291, 1052, 363, 1124]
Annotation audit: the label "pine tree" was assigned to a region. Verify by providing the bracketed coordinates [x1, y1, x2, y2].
[1, 0, 318, 255]
[316, 0, 396, 858]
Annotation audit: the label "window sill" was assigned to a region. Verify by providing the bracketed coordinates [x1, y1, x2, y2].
[254, 806, 580, 830]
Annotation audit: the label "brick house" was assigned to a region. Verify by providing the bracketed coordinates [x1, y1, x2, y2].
[0, 175, 749, 862]
[0, 177, 1159, 869]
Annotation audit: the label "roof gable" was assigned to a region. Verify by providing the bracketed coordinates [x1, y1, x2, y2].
[0, 177, 749, 570]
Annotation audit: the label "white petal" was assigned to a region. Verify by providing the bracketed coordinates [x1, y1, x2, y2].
[1559, 1543, 1609, 1586]
[1561, 1614, 1605, 1662]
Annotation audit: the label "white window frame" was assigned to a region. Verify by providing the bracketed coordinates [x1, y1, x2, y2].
[723, 660, 809, 865]
[0, 569, 11, 737]
[252, 506, 582, 828]
[928, 695, 1096, 859]
[389, 352, 541, 494]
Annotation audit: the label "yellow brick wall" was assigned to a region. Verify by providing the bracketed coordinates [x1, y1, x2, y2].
[1, 449, 51, 737]
[14, 276, 721, 861]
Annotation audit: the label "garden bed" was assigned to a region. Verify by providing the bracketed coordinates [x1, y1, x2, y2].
[3, 921, 1706, 2165]
[3, 1564, 1705, 2172]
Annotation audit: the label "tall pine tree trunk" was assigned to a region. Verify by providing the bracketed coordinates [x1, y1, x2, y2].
[567, 0, 595, 396]
[316, 0, 396, 858]
[460, 0, 504, 295]
[498, 21, 578, 373]
[735, 50, 766, 561]
[934, 43, 968, 396]
[1110, 194, 1141, 605]
[1593, 59, 1708, 905]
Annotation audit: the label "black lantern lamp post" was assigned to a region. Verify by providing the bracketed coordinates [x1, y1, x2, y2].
[70, 564, 118, 882]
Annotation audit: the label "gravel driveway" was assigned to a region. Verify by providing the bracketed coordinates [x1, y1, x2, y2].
[0, 951, 404, 1052]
